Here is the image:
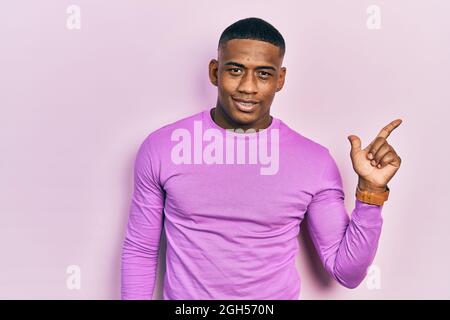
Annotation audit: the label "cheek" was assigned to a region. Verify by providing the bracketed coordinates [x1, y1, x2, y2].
[219, 76, 238, 94]
[260, 84, 277, 102]
[265, 89, 277, 102]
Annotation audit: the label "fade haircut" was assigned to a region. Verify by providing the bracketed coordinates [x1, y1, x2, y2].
[218, 17, 286, 58]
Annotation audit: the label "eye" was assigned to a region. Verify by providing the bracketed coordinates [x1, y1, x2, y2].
[227, 68, 242, 75]
[258, 71, 271, 79]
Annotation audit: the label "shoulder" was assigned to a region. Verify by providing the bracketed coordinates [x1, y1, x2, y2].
[278, 119, 332, 162]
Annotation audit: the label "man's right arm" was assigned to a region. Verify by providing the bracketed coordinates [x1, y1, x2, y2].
[121, 136, 165, 299]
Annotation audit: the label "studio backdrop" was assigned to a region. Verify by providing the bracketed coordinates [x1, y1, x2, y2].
[0, 0, 449, 299]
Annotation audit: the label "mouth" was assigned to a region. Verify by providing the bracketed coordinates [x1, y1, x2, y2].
[231, 97, 259, 113]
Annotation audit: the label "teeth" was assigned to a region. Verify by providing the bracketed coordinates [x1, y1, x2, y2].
[238, 101, 256, 106]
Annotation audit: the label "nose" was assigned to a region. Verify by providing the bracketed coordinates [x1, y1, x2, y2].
[237, 71, 258, 95]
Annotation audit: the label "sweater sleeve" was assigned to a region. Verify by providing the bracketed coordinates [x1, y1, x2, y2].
[121, 136, 165, 299]
[304, 150, 384, 289]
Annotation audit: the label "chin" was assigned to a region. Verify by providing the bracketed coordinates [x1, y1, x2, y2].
[229, 108, 259, 125]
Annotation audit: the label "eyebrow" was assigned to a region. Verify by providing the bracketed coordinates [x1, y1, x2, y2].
[224, 61, 277, 72]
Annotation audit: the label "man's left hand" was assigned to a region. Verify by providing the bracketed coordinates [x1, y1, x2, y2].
[348, 119, 403, 192]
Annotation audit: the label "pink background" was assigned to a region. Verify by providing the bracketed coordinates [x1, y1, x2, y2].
[1, 0, 449, 299]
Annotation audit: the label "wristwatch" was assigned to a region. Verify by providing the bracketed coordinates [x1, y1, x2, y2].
[355, 185, 390, 206]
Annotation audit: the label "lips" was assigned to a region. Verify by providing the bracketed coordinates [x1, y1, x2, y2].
[232, 97, 259, 112]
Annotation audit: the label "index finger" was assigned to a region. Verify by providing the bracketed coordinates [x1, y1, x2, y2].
[376, 119, 403, 139]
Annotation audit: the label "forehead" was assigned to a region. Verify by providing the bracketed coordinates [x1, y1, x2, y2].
[219, 39, 281, 67]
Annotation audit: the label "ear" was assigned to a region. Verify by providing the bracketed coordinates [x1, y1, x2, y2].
[208, 59, 219, 87]
[276, 67, 286, 92]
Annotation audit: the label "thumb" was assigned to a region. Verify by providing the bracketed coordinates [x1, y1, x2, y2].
[347, 135, 361, 156]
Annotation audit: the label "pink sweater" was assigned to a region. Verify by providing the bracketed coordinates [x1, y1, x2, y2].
[121, 108, 384, 299]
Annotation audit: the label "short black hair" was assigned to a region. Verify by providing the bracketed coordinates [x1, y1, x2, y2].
[218, 17, 286, 57]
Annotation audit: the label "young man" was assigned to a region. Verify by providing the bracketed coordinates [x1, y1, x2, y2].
[121, 17, 402, 300]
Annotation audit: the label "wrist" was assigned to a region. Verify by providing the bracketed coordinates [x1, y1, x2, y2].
[358, 178, 387, 193]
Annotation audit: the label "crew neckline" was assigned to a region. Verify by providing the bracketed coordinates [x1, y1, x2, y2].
[202, 107, 280, 139]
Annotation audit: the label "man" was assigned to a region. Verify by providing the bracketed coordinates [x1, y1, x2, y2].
[121, 17, 402, 300]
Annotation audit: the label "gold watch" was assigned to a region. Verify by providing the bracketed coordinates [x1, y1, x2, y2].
[355, 185, 390, 206]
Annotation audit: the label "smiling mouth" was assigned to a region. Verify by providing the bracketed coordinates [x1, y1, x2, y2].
[232, 98, 259, 112]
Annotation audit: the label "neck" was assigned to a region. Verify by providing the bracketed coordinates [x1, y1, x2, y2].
[211, 106, 272, 132]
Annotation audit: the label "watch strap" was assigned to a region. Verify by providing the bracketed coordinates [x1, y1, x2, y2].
[355, 185, 390, 205]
